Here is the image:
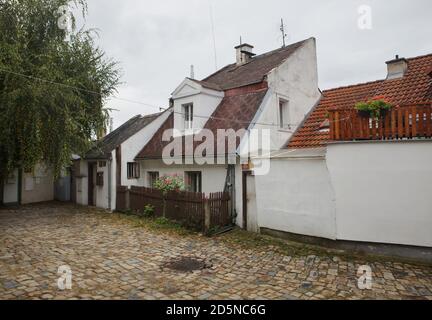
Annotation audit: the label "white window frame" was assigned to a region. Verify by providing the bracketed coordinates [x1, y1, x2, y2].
[183, 103, 194, 130]
[279, 98, 290, 130]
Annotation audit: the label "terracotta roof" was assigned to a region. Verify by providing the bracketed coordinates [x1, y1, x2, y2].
[85, 113, 160, 159]
[287, 53, 432, 149]
[135, 86, 268, 159]
[202, 39, 310, 90]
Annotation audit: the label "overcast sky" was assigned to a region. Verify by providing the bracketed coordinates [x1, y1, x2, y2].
[75, 0, 432, 129]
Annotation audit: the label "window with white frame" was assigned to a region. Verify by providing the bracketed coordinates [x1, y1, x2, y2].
[183, 103, 194, 130]
[279, 99, 290, 129]
[127, 162, 140, 179]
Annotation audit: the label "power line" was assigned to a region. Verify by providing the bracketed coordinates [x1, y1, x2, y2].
[0, 67, 352, 130]
[0, 67, 161, 109]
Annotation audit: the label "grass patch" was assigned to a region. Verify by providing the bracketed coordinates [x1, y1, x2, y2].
[100, 210, 196, 237]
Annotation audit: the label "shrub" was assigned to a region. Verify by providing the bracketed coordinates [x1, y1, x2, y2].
[153, 174, 185, 193]
[355, 96, 393, 119]
[143, 204, 155, 217]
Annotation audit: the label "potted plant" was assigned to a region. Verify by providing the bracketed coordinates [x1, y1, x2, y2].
[355, 96, 393, 119]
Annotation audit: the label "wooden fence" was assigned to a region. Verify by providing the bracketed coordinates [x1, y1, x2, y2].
[116, 186, 128, 212]
[329, 104, 432, 141]
[117, 186, 231, 232]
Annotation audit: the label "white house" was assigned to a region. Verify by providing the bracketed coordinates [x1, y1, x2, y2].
[252, 53, 432, 248]
[73, 111, 170, 210]
[134, 38, 321, 227]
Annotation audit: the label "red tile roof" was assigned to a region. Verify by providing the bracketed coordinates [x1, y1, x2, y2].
[287, 53, 432, 149]
[135, 86, 268, 159]
[202, 39, 309, 90]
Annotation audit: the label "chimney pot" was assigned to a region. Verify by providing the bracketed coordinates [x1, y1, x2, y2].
[235, 43, 255, 65]
[386, 55, 408, 80]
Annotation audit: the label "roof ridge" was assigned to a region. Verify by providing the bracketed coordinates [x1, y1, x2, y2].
[322, 79, 385, 93]
[201, 38, 311, 85]
[249, 38, 310, 61]
[406, 52, 432, 61]
[322, 52, 432, 94]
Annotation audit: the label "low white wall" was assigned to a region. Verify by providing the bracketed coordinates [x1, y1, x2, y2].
[327, 141, 432, 247]
[139, 160, 228, 194]
[21, 164, 54, 205]
[255, 157, 337, 239]
[3, 169, 18, 204]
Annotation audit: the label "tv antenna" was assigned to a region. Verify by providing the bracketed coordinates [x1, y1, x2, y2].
[280, 18, 287, 47]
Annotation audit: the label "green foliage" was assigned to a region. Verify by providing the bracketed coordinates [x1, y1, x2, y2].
[153, 174, 185, 193]
[143, 204, 155, 217]
[0, 0, 121, 178]
[355, 97, 393, 119]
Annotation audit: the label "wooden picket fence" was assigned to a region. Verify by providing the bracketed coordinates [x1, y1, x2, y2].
[329, 104, 432, 141]
[117, 186, 231, 233]
[208, 192, 231, 229]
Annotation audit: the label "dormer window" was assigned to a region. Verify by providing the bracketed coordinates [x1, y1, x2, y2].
[183, 103, 194, 130]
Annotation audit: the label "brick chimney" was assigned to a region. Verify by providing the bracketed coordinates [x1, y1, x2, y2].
[235, 43, 255, 65]
[386, 55, 408, 80]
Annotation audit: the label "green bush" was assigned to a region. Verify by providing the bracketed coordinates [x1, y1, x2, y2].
[355, 97, 393, 119]
[143, 204, 155, 217]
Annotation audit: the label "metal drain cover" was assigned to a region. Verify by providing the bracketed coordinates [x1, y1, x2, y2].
[164, 257, 210, 272]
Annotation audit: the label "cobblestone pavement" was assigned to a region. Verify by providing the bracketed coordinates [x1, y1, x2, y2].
[1, 203, 432, 300]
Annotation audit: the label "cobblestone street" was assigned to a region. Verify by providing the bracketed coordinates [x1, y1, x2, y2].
[1, 203, 431, 300]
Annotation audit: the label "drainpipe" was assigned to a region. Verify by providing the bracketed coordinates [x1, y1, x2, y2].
[107, 160, 112, 211]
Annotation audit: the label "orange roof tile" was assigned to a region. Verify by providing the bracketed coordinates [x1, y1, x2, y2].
[287, 53, 432, 149]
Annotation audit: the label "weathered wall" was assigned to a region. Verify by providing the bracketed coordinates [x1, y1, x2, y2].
[327, 141, 432, 247]
[21, 164, 54, 205]
[252, 38, 321, 151]
[254, 157, 337, 239]
[3, 169, 19, 204]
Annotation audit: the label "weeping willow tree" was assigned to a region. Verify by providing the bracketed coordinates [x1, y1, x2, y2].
[0, 0, 121, 179]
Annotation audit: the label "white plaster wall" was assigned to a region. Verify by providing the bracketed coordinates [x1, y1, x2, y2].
[75, 160, 88, 206]
[246, 175, 259, 232]
[327, 141, 432, 247]
[253, 38, 321, 151]
[139, 160, 228, 194]
[121, 111, 171, 187]
[21, 164, 54, 205]
[3, 169, 18, 204]
[234, 164, 243, 227]
[254, 158, 337, 239]
[95, 161, 109, 209]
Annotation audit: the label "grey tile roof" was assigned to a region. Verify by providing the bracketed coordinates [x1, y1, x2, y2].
[202, 38, 309, 90]
[85, 113, 160, 160]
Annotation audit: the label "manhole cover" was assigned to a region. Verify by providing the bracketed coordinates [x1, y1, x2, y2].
[163, 256, 211, 272]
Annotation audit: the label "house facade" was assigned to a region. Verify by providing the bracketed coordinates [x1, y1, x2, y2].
[253, 53, 432, 247]
[73, 111, 170, 210]
[134, 38, 321, 227]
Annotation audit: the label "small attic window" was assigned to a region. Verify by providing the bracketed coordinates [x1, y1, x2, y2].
[319, 119, 330, 133]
